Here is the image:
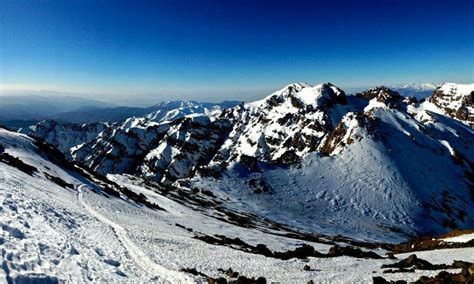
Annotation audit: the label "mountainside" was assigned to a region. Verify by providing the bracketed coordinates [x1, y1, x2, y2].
[208, 83, 349, 166]
[3, 82, 474, 282]
[427, 83, 474, 127]
[0, 127, 341, 282]
[25, 120, 110, 156]
[25, 82, 474, 242]
[3, 126, 474, 283]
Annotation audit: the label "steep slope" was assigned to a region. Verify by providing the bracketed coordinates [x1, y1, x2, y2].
[140, 114, 232, 183]
[0, 127, 195, 282]
[209, 83, 350, 167]
[27, 100, 240, 159]
[72, 117, 171, 175]
[189, 86, 474, 242]
[426, 83, 474, 127]
[24, 120, 109, 156]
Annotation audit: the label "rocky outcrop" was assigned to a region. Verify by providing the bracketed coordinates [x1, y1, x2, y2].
[208, 82, 348, 167]
[141, 115, 232, 183]
[26, 120, 109, 156]
[72, 117, 171, 175]
[428, 83, 474, 127]
[356, 86, 403, 109]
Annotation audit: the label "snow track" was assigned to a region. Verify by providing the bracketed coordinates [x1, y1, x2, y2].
[77, 185, 193, 283]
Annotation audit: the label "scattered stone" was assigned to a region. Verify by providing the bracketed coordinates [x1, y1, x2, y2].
[328, 245, 383, 259]
[303, 265, 311, 271]
[373, 276, 388, 284]
[231, 276, 266, 284]
[226, 268, 239, 278]
[180, 267, 208, 277]
[386, 252, 396, 259]
[383, 268, 415, 274]
[251, 244, 273, 257]
[381, 254, 447, 270]
[208, 277, 227, 284]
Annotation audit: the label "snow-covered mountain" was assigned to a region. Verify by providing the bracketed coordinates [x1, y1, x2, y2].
[427, 83, 473, 127]
[4, 127, 372, 282]
[391, 83, 438, 99]
[3, 82, 474, 282]
[25, 82, 474, 242]
[25, 120, 110, 156]
[48, 100, 241, 124]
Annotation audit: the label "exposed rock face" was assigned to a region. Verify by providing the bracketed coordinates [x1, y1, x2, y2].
[208, 83, 348, 167]
[71, 115, 232, 183]
[73, 117, 171, 175]
[356, 86, 403, 109]
[26, 120, 109, 156]
[319, 112, 378, 156]
[140, 115, 232, 183]
[429, 83, 474, 127]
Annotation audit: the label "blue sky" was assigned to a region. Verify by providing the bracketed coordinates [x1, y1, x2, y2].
[0, 0, 473, 104]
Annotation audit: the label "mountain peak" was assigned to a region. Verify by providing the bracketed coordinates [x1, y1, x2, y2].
[356, 86, 402, 110]
[249, 82, 347, 110]
[428, 83, 474, 127]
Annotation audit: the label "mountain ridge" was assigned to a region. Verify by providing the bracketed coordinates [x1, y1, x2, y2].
[24, 81, 474, 241]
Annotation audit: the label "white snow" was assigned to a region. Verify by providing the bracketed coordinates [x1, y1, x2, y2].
[441, 233, 474, 243]
[1, 93, 474, 282]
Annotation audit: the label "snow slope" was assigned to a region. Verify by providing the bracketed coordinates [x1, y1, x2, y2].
[2, 105, 474, 282]
[1, 127, 473, 282]
[417, 83, 474, 127]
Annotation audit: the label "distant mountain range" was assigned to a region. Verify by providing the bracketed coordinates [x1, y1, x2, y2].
[0, 83, 441, 129]
[391, 82, 438, 99]
[0, 95, 240, 129]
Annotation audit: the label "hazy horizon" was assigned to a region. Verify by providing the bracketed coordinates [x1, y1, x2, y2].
[0, 81, 459, 107]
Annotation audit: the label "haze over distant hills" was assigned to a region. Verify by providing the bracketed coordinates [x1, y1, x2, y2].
[0, 83, 442, 129]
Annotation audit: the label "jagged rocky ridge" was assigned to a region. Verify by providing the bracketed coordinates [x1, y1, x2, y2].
[428, 83, 474, 127]
[26, 82, 474, 240]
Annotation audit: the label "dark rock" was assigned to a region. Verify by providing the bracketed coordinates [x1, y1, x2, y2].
[239, 155, 259, 171]
[381, 254, 438, 270]
[232, 276, 267, 284]
[208, 277, 227, 284]
[226, 268, 239, 278]
[274, 244, 322, 260]
[386, 252, 397, 259]
[0, 152, 38, 175]
[373, 276, 388, 284]
[328, 245, 383, 259]
[252, 244, 273, 257]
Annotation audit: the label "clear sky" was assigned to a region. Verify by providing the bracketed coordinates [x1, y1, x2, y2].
[1, 0, 473, 105]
